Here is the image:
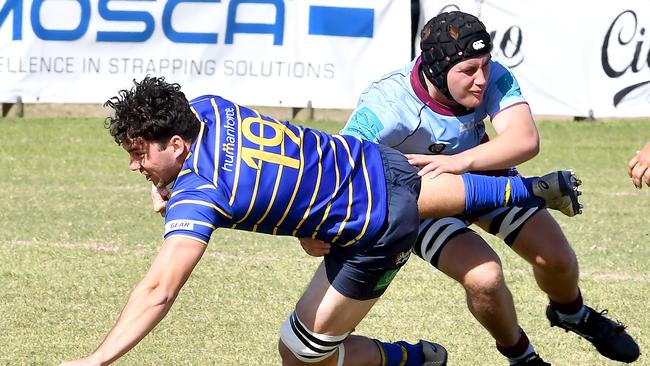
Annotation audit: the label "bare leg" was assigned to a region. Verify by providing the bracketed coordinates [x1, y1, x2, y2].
[437, 232, 521, 347]
[417, 173, 466, 218]
[278, 262, 382, 366]
[508, 210, 580, 303]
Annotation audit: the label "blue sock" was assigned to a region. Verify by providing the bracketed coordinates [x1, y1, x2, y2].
[376, 340, 423, 366]
[461, 173, 545, 214]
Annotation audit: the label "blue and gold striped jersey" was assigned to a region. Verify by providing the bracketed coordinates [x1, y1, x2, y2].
[163, 95, 387, 248]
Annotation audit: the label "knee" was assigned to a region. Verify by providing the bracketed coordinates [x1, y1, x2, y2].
[278, 311, 347, 366]
[278, 340, 302, 366]
[534, 245, 578, 275]
[462, 261, 506, 298]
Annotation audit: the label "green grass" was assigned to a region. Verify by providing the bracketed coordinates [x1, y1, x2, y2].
[1, 117, 649, 365]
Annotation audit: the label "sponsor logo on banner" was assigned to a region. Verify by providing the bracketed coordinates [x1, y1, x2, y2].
[434, 3, 524, 68]
[438, 3, 462, 13]
[1, 1, 411, 107]
[0, 1, 372, 78]
[489, 26, 524, 68]
[0, 1, 374, 44]
[602, 9, 650, 107]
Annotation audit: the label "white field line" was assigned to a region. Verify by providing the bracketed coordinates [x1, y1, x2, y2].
[5, 240, 318, 264]
[504, 268, 650, 283]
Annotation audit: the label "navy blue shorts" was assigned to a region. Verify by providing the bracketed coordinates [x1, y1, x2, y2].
[324, 144, 421, 300]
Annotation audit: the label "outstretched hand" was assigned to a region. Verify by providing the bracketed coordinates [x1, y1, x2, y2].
[151, 185, 170, 217]
[299, 237, 331, 257]
[628, 141, 650, 189]
[58, 355, 100, 366]
[405, 153, 471, 179]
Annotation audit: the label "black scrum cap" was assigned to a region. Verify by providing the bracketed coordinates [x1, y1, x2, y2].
[420, 11, 492, 101]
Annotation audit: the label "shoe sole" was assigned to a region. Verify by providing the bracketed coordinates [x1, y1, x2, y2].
[558, 170, 583, 216]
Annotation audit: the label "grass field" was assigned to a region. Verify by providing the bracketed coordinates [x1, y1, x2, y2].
[1, 116, 649, 365]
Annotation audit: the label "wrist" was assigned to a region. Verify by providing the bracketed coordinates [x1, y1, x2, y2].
[87, 352, 106, 366]
[460, 153, 475, 172]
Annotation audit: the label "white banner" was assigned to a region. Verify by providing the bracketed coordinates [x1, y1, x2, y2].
[417, 0, 650, 118]
[0, 0, 410, 108]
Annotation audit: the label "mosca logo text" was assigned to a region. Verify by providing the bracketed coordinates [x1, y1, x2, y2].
[0, 0, 374, 43]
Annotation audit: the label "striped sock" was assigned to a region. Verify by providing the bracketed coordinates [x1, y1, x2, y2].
[374, 340, 423, 366]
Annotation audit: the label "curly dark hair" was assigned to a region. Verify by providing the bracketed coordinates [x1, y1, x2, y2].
[104, 76, 200, 146]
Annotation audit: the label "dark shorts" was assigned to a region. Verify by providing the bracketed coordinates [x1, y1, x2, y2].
[324, 144, 422, 300]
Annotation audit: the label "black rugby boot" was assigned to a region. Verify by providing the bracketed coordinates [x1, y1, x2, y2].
[512, 353, 551, 366]
[546, 305, 640, 363]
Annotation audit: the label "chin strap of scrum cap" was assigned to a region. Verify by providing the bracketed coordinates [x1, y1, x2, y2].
[420, 11, 493, 101]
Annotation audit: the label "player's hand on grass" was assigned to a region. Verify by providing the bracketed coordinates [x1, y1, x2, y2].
[58, 355, 101, 366]
[405, 153, 471, 179]
[299, 237, 331, 257]
[628, 141, 650, 189]
[151, 184, 170, 216]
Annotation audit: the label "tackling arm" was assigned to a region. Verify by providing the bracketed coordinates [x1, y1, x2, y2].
[406, 104, 539, 178]
[460, 103, 539, 170]
[59, 236, 206, 366]
[299, 237, 331, 257]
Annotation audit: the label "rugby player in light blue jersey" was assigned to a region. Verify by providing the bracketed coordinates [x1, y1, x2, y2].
[60, 76, 582, 366]
[332, 11, 638, 366]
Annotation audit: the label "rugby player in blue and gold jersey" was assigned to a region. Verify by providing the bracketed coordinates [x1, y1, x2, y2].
[60, 76, 582, 366]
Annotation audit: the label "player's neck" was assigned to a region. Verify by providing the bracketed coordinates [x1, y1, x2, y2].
[420, 71, 471, 115]
[423, 75, 458, 108]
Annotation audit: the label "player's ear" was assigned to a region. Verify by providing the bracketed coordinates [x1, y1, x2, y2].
[169, 135, 187, 158]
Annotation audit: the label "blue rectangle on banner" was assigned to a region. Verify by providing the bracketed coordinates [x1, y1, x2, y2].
[308, 6, 374, 38]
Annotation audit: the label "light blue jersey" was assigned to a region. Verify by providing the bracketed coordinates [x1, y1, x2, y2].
[342, 57, 527, 156]
[343, 57, 535, 267]
[163, 95, 387, 248]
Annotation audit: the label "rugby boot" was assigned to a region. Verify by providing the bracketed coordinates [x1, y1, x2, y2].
[512, 353, 551, 365]
[421, 340, 448, 366]
[546, 305, 640, 363]
[531, 170, 583, 217]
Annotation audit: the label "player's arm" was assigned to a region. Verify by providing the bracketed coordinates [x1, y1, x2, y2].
[409, 103, 538, 177]
[460, 102, 539, 169]
[299, 237, 331, 257]
[457, 63, 541, 171]
[59, 236, 206, 366]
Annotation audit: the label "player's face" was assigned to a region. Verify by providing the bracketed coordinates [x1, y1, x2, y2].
[124, 138, 181, 189]
[447, 54, 491, 109]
